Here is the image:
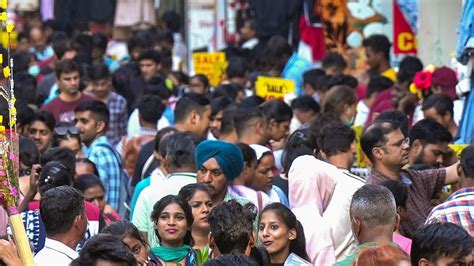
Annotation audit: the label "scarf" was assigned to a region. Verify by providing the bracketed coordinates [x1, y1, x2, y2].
[151, 245, 191, 262]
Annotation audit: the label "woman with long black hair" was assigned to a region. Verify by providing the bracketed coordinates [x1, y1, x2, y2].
[258, 203, 310, 265]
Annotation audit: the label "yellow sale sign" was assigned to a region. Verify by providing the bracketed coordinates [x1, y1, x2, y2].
[255, 76, 295, 100]
[448, 144, 468, 157]
[193, 52, 227, 87]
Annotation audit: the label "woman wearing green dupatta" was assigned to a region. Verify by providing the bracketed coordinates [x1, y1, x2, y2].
[151, 195, 198, 266]
[178, 184, 214, 264]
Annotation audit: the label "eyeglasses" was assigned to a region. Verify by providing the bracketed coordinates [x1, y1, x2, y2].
[54, 126, 79, 136]
[387, 137, 410, 148]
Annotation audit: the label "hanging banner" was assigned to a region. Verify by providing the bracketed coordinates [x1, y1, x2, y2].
[393, 0, 417, 54]
[255, 76, 295, 100]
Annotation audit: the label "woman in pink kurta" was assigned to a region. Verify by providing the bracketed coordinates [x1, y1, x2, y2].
[288, 155, 338, 265]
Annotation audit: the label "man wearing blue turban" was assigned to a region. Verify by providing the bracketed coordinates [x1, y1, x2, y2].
[195, 140, 249, 206]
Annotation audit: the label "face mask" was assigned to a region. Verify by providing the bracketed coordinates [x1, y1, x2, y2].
[28, 65, 40, 77]
[345, 112, 356, 127]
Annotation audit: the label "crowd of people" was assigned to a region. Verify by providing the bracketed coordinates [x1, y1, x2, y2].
[0, 3, 472, 266]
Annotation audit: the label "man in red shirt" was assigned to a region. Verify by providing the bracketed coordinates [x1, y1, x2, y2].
[42, 59, 94, 122]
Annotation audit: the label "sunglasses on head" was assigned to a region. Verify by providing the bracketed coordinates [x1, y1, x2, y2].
[54, 126, 79, 136]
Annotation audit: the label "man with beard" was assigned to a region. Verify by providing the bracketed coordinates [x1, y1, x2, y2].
[195, 140, 249, 206]
[408, 118, 454, 169]
[361, 121, 460, 238]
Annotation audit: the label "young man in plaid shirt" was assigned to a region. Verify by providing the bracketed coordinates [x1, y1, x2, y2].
[74, 100, 124, 212]
[88, 63, 127, 146]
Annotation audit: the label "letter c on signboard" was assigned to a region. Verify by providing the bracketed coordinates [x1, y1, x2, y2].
[398, 32, 415, 51]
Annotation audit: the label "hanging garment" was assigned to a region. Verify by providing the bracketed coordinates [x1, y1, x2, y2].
[114, 0, 156, 28]
[299, 16, 326, 61]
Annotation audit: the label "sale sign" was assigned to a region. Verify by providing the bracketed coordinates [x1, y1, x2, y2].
[193, 52, 227, 87]
[255, 76, 295, 100]
[448, 144, 468, 156]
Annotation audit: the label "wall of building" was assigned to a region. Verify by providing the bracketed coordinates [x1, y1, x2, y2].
[418, 0, 463, 67]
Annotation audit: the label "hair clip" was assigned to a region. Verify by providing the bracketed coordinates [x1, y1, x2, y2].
[44, 175, 51, 183]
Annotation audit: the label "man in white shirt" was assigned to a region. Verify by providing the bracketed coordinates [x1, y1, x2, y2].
[35, 186, 87, 265]
[317, 122, 366, 260]
[240, 19, 259, 50]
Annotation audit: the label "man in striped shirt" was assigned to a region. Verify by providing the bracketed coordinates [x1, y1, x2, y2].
[426, 144, 474, 236]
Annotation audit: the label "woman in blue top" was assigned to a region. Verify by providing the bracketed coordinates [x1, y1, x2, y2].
[151, 195, 197, 266]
